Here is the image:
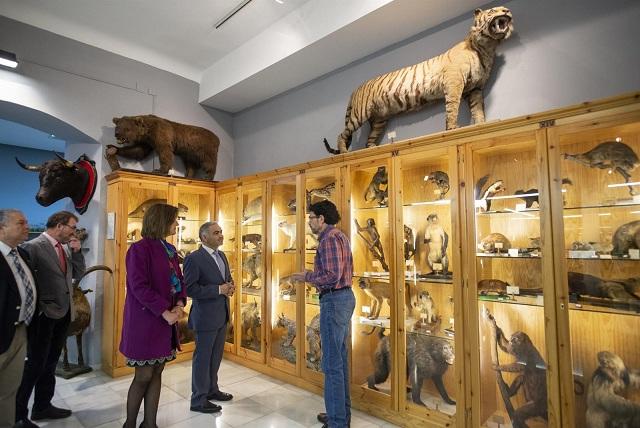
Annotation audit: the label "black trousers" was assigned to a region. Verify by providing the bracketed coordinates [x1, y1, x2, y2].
[15, 310, 70, 421]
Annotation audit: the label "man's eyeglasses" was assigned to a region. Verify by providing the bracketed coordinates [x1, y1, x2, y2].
[308, 215, 319, 220]
[61, 223, 77, 230]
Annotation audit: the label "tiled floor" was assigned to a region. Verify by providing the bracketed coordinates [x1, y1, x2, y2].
[31, 359, 400, 427]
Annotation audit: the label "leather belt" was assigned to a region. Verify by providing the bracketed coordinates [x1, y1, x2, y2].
[319, 287, 351, 299]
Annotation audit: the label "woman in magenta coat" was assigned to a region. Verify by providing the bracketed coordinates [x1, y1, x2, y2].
[120, 203, 187, 428]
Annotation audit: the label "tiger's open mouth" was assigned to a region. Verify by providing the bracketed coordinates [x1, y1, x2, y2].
[490, 15, 512, 38]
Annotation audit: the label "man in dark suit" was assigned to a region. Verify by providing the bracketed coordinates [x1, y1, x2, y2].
[15, 211, 85, 425]
[0, 209, 39, 428]
[184, 221, 235, 414]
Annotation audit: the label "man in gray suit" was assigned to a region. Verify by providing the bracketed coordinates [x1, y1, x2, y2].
[16, 211, 85, 425]
[184, 221, 234, 414]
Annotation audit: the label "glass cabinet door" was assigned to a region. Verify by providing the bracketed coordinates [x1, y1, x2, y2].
[172, 185, 214, 351]
[467, 133, 552, 428]
[303, 169, 340, 380]
[399, 148, 457, 417]
[269, 175, 298, 372]
[216, 187, 238, 353]
[350, 159, 394, 400]
[239, 184, 265, 360]
[550, 120, 640, 428]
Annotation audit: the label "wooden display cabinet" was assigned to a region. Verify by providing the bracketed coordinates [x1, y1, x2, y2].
[348, 157, 395, 410]
[102, 170, 214, 377]
[301, 166, 343, 386]
[215, 185, 240, 354]
[463, 130, 560, 428]
[547, 112, 640, 428]
[396, 146, 462, 423]
[267, 174, 299, 374]
[238, 182, 266, 362]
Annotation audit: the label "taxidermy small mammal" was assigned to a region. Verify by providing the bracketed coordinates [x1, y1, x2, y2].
[478, 232, 511, 253]
[404, 225, 416, 261]
[277, 221, 297, 251]
[323, 7, 513, 153]
[242, 252, 262, 288]
[108, 114, 220, 179]
[612, 220, 640, 256]
[586, 351, 640, 428]
[563, 138, 639, 196]
[424, 171, 450, 200]
[242, 196, 262, 225]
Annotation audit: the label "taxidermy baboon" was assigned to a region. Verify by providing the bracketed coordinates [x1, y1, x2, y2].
[586, 351, 640, 428]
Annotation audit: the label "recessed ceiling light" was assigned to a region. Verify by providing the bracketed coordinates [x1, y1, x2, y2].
[0, 49, 18, 68]
[49, 134, 56, 138]
[275, 0, 284, 4]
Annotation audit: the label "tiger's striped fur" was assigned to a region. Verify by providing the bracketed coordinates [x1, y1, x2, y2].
[324, 7, 513, 154]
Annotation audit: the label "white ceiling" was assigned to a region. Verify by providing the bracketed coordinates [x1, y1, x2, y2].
[0, 0, 489, 113]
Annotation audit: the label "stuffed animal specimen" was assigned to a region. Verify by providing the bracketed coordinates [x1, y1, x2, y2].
[424, 171, 450, 200]
[277, 221, 297, 251]
[367, 329, 455, 406]
[323, 7, 513, 153]
[358, 277, 391, 320]
[364, 166, 388, 206]
[306, 314, 322, 369]
[612, 220, 640, 256]
[242, 197, 262, 225]
[478, 232, 511, 253]
[404, 225, 416, 261]
[563, 138, 639, 196]
[354, 218, 389, 271]
[484, 309, 547, 428]
[424, 213, 449, 274]
[568, 272, 640, 304]
[475, 174, 506, 211]
[586, 351, 640, 428]
[241, 300, 261, 349]
[107, 114, 220, 179]
[242, 252, 262, 288]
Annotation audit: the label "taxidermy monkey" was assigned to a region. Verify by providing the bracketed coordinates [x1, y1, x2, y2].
[413, 290, 439, 330]
[612, 220, 640, 256]
[424, 170, 450, 200]
[354, 218, 389, 271]
[484, 309, 547, 427]
[366, 329, 455, 406]
[364, 166, 389, 206]
[323, 7, 513, 153]
[277, 221, 296, 251]
[404, 225, 416, 261]
[358, 277, 392, 321]
[563, 138, 640, 196]
[586, 351, 640, 428]
[424, 213, 449, 274]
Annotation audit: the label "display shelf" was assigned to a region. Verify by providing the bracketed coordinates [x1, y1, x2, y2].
[566, 254, 639, 260]
[405, 276, 454, 284]
[563, 200, 640, 210]
[476, 253, 541, 258]
[476, 208, 541, 215]
[478, 294, 544, 307]
[354, 205, 389, 211]
[403, 199, 452, 207]
[242, 287, 263, 296]
[358, 316, 391, 329]
[568, 299, 640, 315]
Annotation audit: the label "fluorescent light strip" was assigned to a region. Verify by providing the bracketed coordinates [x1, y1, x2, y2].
[0, 57, 18, 68]
[607, 181, 640, 188]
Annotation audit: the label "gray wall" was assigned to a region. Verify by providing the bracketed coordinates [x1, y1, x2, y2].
[0, 17, 234, 367]
[232, 0, 640, 176]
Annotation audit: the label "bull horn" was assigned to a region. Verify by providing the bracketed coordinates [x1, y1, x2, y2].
[54, 152, 75, 168]
[15, 157, 42, 172]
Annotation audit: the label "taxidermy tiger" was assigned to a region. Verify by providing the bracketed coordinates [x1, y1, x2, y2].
[323, 6, 513, 154]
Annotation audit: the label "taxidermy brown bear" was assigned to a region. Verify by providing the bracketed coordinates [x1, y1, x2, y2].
[324, 6, 513, 154]
[107, 114, 220, 179]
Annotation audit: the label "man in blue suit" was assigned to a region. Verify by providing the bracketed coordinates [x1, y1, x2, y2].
[184, 221, 235, 414]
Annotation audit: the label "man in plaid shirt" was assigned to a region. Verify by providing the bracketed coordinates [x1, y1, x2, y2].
[293, 200, 355, 428]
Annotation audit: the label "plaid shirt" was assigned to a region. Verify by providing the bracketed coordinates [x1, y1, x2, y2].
[305, 225, 353, 292]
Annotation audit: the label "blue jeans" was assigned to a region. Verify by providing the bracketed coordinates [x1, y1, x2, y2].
[320, 288, 356, 428]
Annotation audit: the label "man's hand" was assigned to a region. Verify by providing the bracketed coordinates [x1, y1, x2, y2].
[220, 282, 235, 297]
[162, 310, 179, 325]
[68, 237, 82, 253]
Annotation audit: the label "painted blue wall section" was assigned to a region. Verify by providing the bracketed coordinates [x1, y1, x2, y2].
[0, 143, 66, 227]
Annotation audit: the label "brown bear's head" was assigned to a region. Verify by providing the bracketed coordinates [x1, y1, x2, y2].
[113, 116, 148, 145]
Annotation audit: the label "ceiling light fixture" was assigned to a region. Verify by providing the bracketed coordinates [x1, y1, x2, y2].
[214, 0, 254, 29]
[275, 0, 285, 4]
[0, 49, 18, 68]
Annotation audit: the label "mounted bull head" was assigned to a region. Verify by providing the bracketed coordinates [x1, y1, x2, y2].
[15, 153, 98, 215]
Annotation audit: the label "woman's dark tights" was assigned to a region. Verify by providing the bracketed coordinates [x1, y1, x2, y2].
[123, 363, 165, 428]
